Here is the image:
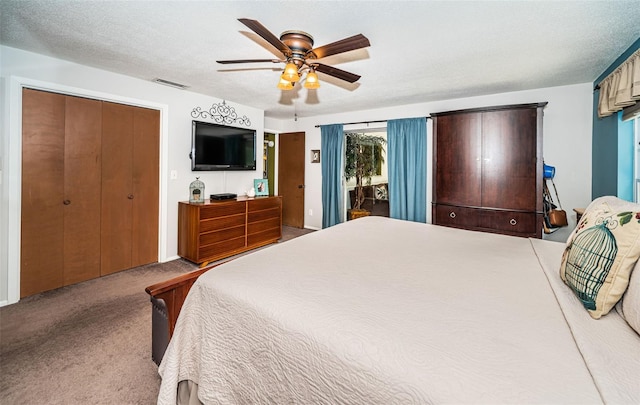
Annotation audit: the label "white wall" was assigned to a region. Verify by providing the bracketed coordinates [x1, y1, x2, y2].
[278, 83, 593, 240]
[1, 45, 593, 305]
[0, 46, 264, 306]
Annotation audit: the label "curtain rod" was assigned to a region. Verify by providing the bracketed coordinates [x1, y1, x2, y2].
[314, 117, 430, 128]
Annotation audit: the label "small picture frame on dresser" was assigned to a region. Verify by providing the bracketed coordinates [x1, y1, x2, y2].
[254, 179, 269, 196]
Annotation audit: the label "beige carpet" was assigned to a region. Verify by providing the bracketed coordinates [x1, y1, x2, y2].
[0, 226, 314, 405]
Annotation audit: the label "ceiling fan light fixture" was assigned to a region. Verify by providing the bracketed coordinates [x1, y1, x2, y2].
[304, 70, 320, 89]
[281, 62, 300, 82]
[277, 77, 294, 90]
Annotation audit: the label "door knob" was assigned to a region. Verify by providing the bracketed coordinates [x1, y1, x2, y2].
[128, 194, 134, 199]
[63, 200, 71, 205]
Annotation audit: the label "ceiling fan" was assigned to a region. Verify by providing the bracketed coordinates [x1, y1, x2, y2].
[217, 18, 371, 90]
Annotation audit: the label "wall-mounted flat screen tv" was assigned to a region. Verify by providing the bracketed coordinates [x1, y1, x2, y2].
[191, 120, 256, 171]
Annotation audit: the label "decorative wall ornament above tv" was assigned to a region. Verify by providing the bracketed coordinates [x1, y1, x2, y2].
[191, 100, 251, 127]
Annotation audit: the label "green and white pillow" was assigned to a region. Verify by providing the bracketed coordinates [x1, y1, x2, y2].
[560, 197, 640, 319]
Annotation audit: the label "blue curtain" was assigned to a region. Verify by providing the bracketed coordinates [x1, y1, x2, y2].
[387, 118, 427, 222]
[321, 124, 344, 228]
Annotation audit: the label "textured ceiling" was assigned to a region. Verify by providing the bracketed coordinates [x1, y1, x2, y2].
[2, 1, 639, 120]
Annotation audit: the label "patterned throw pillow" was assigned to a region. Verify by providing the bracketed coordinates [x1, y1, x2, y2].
[560, 197, 640, 319]
[375, 184, 388, 200]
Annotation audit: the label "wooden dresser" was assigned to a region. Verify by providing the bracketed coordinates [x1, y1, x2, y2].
[178, 196, 282, 264]
[432, 103, 546, 238]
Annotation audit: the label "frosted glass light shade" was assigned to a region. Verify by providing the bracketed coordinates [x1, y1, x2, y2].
[277, 78, 294, 90]
[281, 62, 300, 82]
[304, 71, 320, 89]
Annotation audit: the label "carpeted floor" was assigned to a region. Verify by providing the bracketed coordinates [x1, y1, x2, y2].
[0, 226, 314, 405]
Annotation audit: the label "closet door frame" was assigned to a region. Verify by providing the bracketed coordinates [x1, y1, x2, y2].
[5, 77, 167, 305]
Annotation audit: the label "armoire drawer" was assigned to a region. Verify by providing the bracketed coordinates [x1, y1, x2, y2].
[434, 204, 540, 237]
[434, 205, 478, 229]
[477, 210, 538, 235]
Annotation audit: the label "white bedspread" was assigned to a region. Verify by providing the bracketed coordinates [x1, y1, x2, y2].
[158, 217, 637, 404]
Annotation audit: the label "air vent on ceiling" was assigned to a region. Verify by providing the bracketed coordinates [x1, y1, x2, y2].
[152, 78, 189, 90]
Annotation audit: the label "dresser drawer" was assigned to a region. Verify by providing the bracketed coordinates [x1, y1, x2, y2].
[200, 214, 245, 233]
[247, 217, 280, 235]
[200, 225, 245, 246]
[200, 203, 246, 220]
[198, 237, 246, 261]
[248, 197, 281, 212]
[247, 227, 281, 247]
[248, 207, 280, 223]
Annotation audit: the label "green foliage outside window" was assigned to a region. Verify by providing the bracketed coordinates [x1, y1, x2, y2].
[345, 133, 386, 210]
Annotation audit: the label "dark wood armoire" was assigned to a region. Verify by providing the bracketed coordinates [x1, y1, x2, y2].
[432, 102, 547, 238]
[21, 88, 159, 297]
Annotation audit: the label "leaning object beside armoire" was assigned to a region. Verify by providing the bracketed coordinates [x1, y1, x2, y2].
[432, 102, 547, 238]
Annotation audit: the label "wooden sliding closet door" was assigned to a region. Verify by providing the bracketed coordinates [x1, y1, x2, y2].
[63, 96, 103, 285]
[131, 106, 160, 267]
[101, 102, 159, 275]
[21, 89, 66, 297]
[101, 102, 134, 275]
[21, 89, 103, 297]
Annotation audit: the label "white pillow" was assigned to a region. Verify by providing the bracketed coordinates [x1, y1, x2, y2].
[617, 258, 640, 335]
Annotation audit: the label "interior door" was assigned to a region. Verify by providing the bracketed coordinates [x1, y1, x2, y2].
[101, 102, 134, 275]
[278, 132, 305, 228]
[63, 95, 102, 285]
[131, 106, 160, 267]
[21, 89, 66, 297]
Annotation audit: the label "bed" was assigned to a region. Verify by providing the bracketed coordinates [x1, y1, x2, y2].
[155, 196, 640, 405]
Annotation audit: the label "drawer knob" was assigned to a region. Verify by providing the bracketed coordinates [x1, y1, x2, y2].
[510, 218, 517, 226]
[449, 212, 456, 219]
[63, 199, 71, 205]
[128, 194, 134, 200]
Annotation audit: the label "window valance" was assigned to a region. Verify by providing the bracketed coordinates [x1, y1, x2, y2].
[597, 48, 640, 118]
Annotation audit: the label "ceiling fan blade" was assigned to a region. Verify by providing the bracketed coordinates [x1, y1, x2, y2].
[308, 34, 370, 59]
[217, 59, 283, 64]
[313, 63, 361, 83]
[238, 18, 291, 57]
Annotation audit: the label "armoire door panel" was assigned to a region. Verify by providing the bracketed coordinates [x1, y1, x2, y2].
[481, 109, 537, 210]
[63, 95, 103, 285]
[101, 102, 134, 275]
[21, 89, 66, 297]
[434, 112, 482, 206]
[131, 106, 160, 267]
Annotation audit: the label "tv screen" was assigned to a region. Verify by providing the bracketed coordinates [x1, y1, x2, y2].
[191, 121, 256, 171]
